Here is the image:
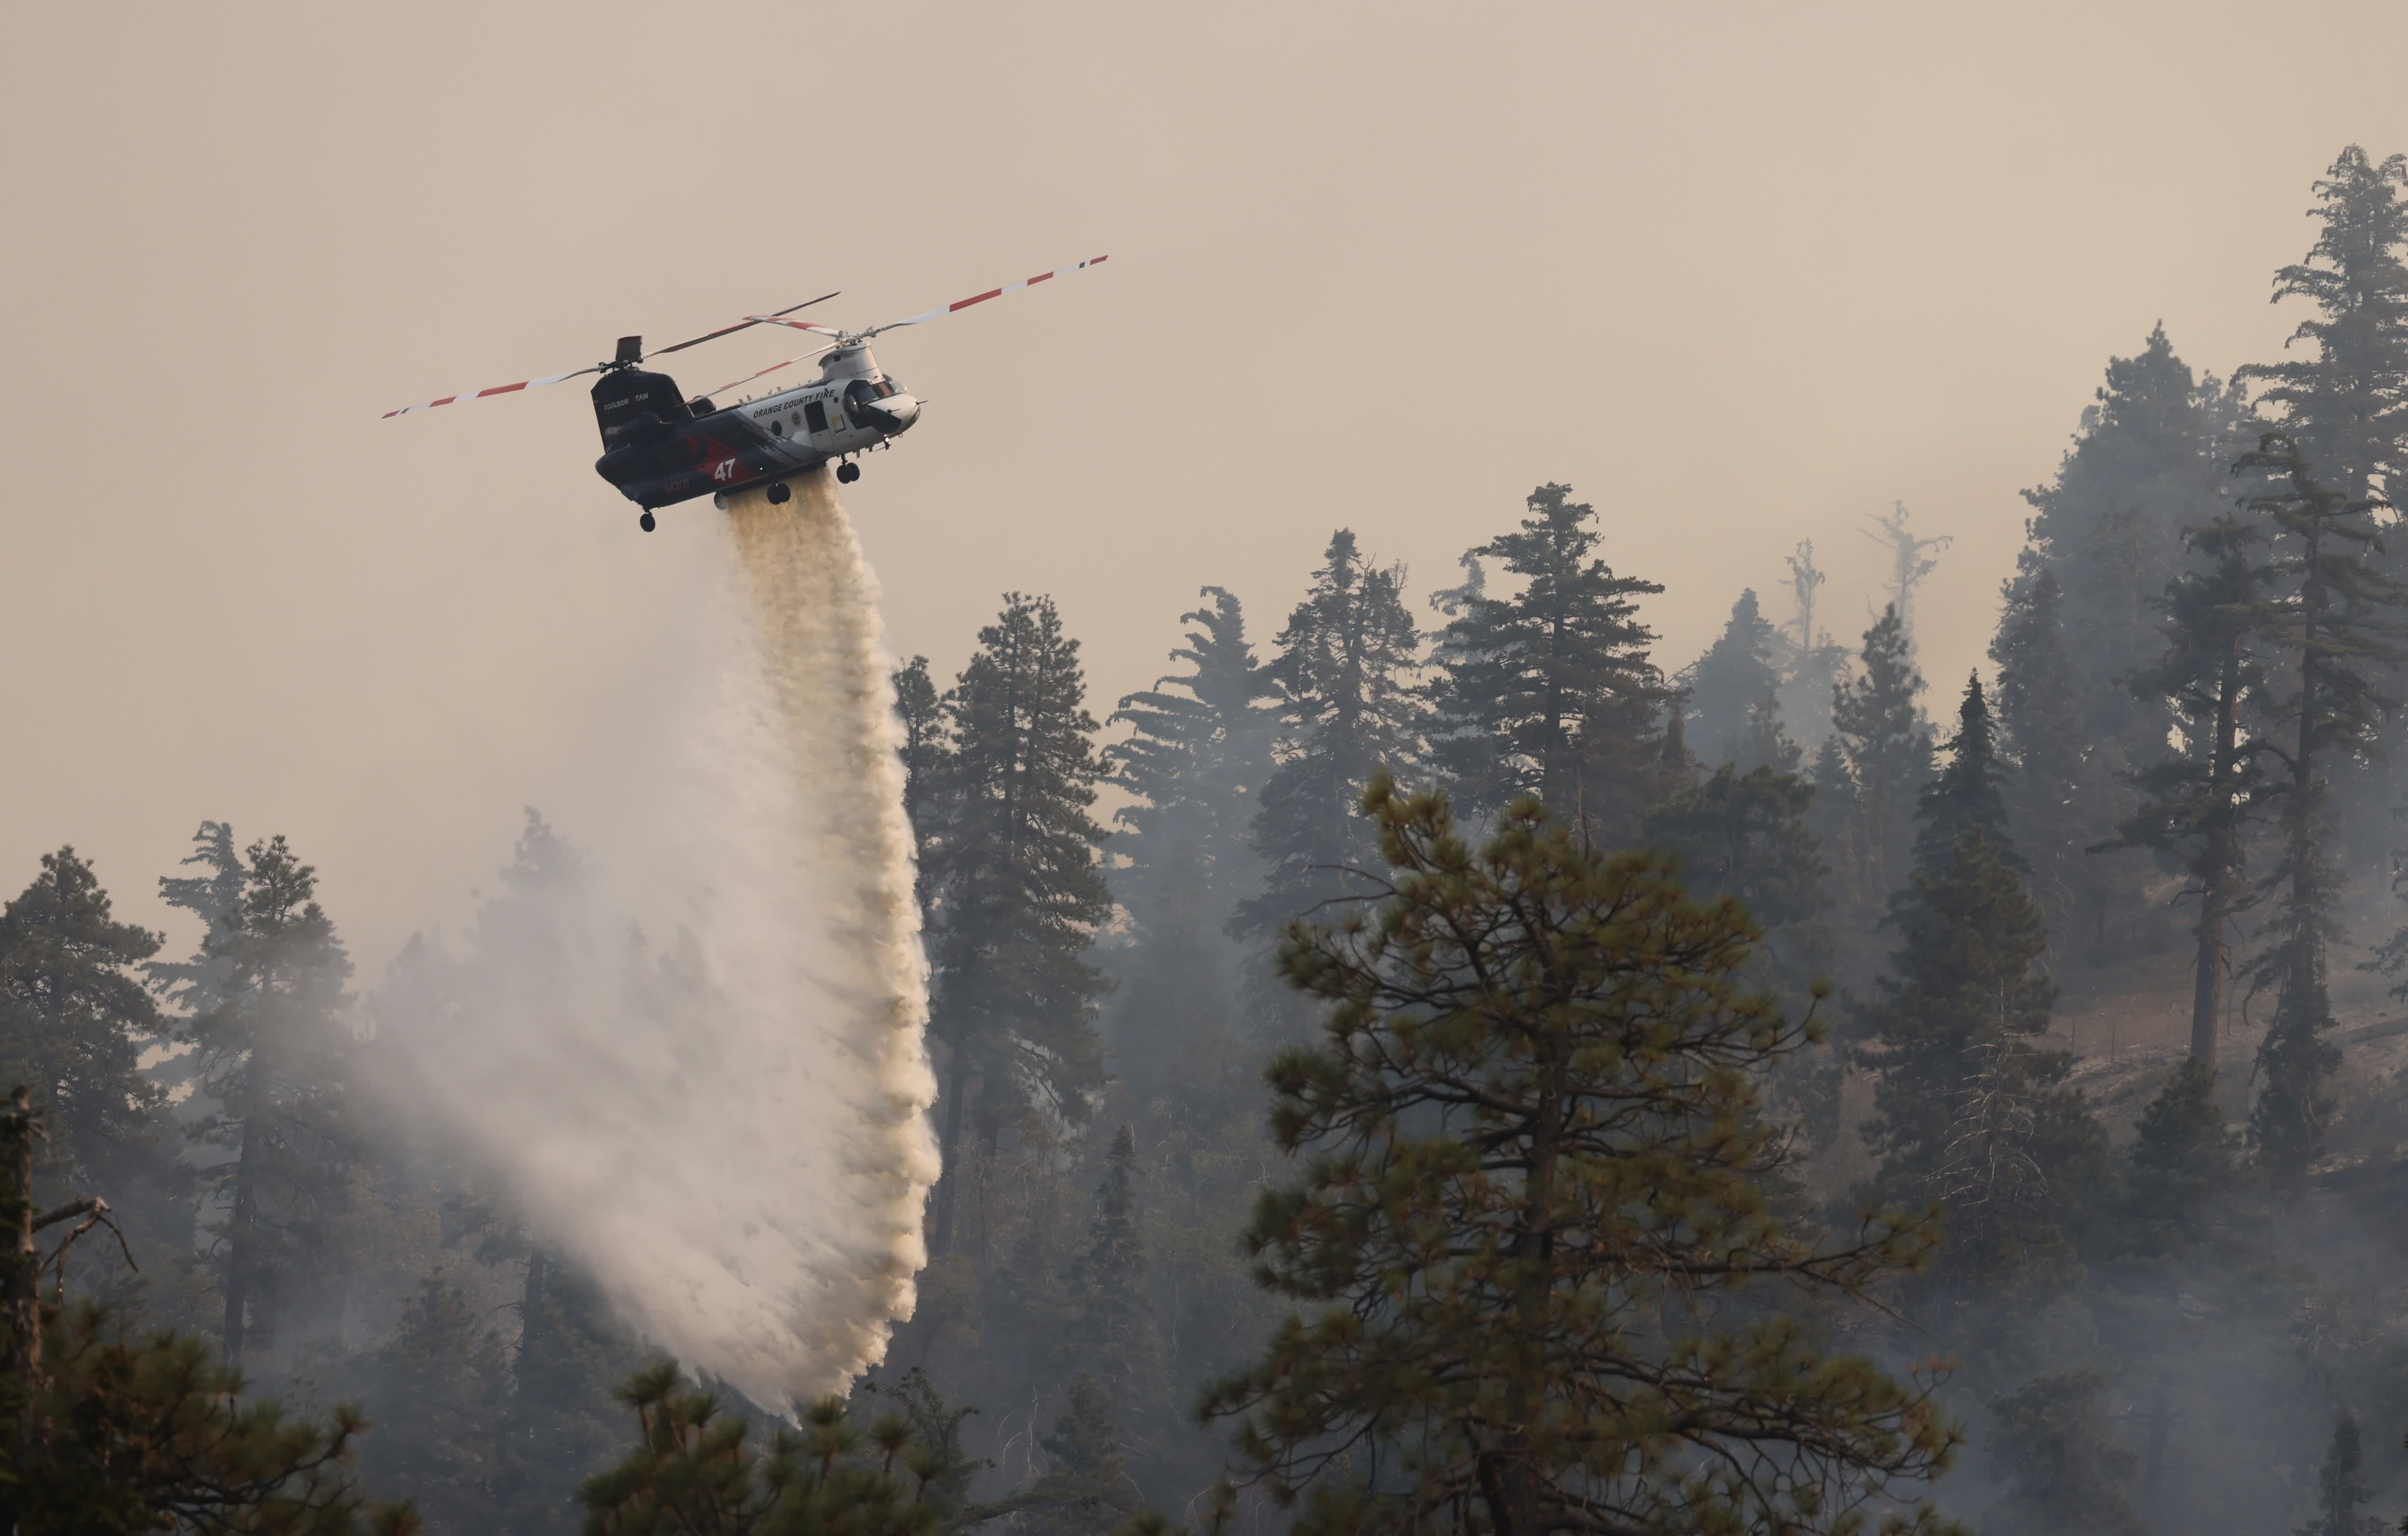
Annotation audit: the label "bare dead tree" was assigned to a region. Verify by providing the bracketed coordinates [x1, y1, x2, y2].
[1862, 502, 1953, 653]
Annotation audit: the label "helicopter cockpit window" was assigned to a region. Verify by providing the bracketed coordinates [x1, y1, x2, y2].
[843, 378, 879, 425]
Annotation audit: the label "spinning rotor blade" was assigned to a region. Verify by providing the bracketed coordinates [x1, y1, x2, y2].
[382, 365, 603, 418]
[647, 290, 841, 357]
[700, 344, 841, 400]
[862, 255, 1108, 338]
[745, 256, 1109, 342]
[381, 291, 843, 418]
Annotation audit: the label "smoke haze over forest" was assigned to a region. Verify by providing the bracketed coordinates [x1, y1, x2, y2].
[19, 5, 2408, 1534]
[3, 2, 2403, 959]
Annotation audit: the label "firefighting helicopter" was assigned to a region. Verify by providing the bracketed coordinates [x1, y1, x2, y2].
[383, 257, 1109, 531]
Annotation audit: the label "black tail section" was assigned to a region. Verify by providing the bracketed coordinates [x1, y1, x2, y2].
[591, 367, 690, 449]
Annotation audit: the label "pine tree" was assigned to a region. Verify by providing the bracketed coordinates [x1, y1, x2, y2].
[1909, 674, 2015, 880]
[1424, 484, 1669, 839]
[1831, 605, 1931, 901]
[1061, 1125, 1163, 1430]
[0, 1091, 415, 1534]
[892, 655, 952, 933]
[2299, 1411, 2374, 1536]
[2108, 515, 2280, 1063]
[0, 849, 178, 1225]
[1235, 531, 1425, 938]
[354, 1269, 511, 1534]
[1105, 840, 1238, 1102]
[1858, 830, 2055, 1199]
[1204, 775, 1959, 1536]
[2238, 435, 2405, 1187]
[2245, 149, 2408, 880]
[577, 1365, 959, 1536]
[150, 820, 248, 1024]
[1984, 1370, 2143, 1536]
[1861, 794, 2113, 1315]
[1641, 765, 1822, 932]
[2126, 1057, 2240, 1236]
[1806, 733, 1864, 906]
[1641, 763, 1838, 1148]
[2239, 148, 2408, 510]
[1683, 589, 1783, 767]
[182, 833, 359, 1365]
[1990, 560, 2112, 957]
[1107, 587, 1277, 943]
[2020, 325, 2250, 808]
[508, 1245, 644, 1534]
[1027, 1373, 1141, 1536]
[926, 593, 1112, 1255]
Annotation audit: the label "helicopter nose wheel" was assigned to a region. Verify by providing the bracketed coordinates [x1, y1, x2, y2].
[639, 510, 657, 533]
[835, 461, 861, 484]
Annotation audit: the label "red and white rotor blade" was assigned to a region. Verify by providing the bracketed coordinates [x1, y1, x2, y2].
[746, 316, 848, 339]
[383, 365, 601, 419]
[863, 255, 1108, 338]
[701, 344, 840, 400]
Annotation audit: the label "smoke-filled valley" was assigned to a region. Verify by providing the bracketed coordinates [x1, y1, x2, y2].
[29, 39, 2408, 1536]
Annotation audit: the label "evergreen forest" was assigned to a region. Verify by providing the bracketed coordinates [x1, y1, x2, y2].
[28, 146, 2408, 1536]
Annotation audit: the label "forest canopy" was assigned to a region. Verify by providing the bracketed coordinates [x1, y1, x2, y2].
[19, 145, 2408, 1536]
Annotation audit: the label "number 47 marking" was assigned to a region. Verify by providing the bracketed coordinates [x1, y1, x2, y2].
[711, 458, 738, 481]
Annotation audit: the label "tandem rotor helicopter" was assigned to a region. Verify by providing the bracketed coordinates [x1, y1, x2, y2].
[383, 257, 1108, 531]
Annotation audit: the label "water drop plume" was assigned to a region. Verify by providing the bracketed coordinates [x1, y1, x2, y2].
[379, 469, 938, 1406]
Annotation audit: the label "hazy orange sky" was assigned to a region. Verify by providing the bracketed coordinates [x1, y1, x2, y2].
[8, 2, 2408, 963]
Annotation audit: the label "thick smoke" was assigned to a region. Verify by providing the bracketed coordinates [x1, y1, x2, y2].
[379, 469, 938, 1405]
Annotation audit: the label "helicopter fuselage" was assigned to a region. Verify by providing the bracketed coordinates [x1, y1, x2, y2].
[589, 343, 920, 510]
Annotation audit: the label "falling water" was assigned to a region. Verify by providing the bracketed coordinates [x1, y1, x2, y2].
[379, 468, 938, 1405]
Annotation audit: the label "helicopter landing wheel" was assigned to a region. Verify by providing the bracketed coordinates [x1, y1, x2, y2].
[639, 510, 657, 533]
[836, 461, 861, 484]
[766, 480, 791, 504]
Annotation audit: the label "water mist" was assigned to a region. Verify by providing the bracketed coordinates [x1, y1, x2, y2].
[379, 470, 939, 1406]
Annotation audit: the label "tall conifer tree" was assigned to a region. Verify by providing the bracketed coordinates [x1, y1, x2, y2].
[181, 833, 357, 1364]
[2237, 435, 2405, 1186]
[2239, 148, 2408, 509]
[2022, 328, 2248, 770]
[2241, 147, 2408, 885]
[1830, 606, 1931, 903]
[1861, 690, 2106, 1288]
[0, 849, 176, 1215]
[1909, 674, 2015, 879]
[891, 654, 951, 933]
[352, 1269, 512, 1533]
[1236, 531, 1425, 939]
[2109, 515, 2280, 1063]
[1062, 1124, 1165, 1455]
[1205, 776, 1958, 1536]
[1106, 586, 1277, 941]
[1683, 589, 1784, 767]
[926, 593, 1112, 1254]
[1984, 1371, 2144, 1536]
[1990, 561, 2113, 955]
[1425, 484, 1669, 839]
[1858, 833, 2054, 1200]
[1806, 733, 1864, 908]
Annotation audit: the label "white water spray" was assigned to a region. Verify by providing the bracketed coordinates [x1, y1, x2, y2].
[380, 470, 939, 1405]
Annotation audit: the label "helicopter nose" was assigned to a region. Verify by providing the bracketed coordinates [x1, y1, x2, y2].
[869, 394, 921, 433]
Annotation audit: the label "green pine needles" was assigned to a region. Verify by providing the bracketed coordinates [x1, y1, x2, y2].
[1204, 774, 1959, 1536]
